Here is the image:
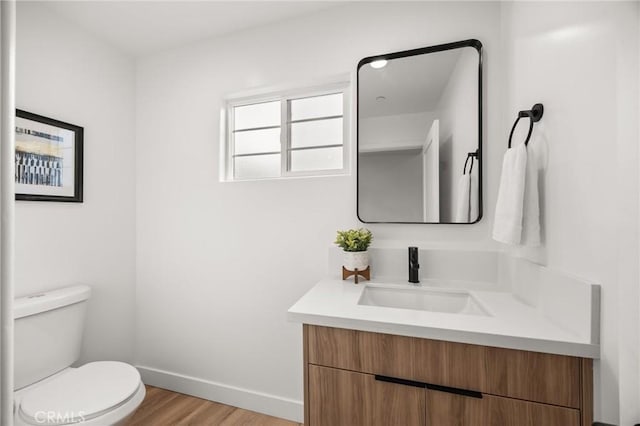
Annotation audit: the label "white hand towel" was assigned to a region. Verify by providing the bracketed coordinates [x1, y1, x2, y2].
[521, 144, 541, 246]
[455, 173, 471, 222]
[492, 144, 527, 244]
[469, 173, 479, 222]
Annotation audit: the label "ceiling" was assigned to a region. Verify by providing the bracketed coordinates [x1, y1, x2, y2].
[359, 48, 465, 118]
[36, 1, 341, 57]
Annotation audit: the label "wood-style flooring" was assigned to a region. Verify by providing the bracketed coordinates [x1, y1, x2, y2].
[125, 386, 302, 426]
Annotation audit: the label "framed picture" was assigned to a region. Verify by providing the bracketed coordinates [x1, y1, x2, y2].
[15, 110, 83, 202]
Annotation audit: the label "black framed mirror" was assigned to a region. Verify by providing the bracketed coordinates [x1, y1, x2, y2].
[357, 39, 482, 224]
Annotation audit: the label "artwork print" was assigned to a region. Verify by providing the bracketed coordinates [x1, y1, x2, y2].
[15, 110, 83, 202]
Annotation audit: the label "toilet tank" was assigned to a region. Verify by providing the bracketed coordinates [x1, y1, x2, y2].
[14, 285, 91, 390]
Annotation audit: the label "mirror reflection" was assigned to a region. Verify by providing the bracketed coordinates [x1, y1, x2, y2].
[357, 41, 482, 224]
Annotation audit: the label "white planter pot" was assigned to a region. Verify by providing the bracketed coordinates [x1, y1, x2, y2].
[343, 250, 369, 271]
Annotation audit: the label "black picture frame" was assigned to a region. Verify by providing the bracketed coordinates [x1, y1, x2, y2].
[15, 109, 84, 203]
[356, 39, 483, 225]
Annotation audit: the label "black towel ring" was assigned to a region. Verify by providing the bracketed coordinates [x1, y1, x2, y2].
[508, 103, 544, 148]
[463, 150, 478, 174]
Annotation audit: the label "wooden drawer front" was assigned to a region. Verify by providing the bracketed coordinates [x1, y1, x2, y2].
[485, 346, 581, 408]
[309, 365, 425, 426]
[308, 326, 363, 371]
[309, 326, 485, 391]
[426, 390, 580, 426]
[307, 326, 580, 408]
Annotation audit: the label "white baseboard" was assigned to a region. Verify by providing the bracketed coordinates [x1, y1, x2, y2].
[136, 365, 303, 423]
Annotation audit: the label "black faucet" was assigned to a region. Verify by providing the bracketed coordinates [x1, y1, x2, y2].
[408, 247, 420, 284]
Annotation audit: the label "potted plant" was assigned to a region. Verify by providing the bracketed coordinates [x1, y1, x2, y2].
[335, 228, 373, 271]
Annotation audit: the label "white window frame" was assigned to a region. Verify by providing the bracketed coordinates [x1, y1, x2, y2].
[223, 80, 350, 181]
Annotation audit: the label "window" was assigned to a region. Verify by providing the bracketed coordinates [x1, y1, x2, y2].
[224, 83, 348, 181]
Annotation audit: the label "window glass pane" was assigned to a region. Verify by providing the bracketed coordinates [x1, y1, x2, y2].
[234, 128, 280, 155]
[234, 101, 280, 130]
[291, 117, 343, 148]
[290, 147, 343, 172]
[234, 154, 280, 179]
[290, 93, 343, 121]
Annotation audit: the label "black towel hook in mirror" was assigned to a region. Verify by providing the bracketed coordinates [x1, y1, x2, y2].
[463, 150, 478, 174]
[508, 103, 544, 148]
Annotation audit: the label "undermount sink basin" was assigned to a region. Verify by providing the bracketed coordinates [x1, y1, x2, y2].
[358, 284, 490, 316]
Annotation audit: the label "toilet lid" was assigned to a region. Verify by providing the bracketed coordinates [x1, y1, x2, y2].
[19, 361, 140, 425]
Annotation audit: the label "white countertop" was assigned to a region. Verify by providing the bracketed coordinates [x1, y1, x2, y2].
[287, 278, 600, 359]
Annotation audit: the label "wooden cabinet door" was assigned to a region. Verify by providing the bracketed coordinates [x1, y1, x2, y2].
[308, 365, 426, 426]
[307, 325, 581, 408]
[426, 389, 580, 426]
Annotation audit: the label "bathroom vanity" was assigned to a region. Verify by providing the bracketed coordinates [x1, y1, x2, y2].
[288, 248, 600, 426]
[303, 325, 591, 426]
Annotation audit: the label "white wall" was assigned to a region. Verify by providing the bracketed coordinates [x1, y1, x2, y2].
[15, 3, 137, 364]
[359, 111, 433, 223]
[502, 2, 639, 423]
[359, 151, 423, 222]
[359, 111, 434, 149]
[135, 2, 503, 421]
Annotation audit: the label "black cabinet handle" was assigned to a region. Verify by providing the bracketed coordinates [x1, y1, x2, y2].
[374, 375, 425, 389]
[426, 383, 482, 399]
[374, 375, 482, 399]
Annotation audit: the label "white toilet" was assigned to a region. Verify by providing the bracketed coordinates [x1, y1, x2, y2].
[13, 285, 146, 425]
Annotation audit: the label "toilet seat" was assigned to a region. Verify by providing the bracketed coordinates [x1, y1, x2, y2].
[18, 361, 141, 425]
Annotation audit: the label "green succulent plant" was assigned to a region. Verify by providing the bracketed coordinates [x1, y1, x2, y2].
[335, 228, 373, 252]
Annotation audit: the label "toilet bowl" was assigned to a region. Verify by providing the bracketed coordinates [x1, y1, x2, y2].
[14, 286, 145, 425]
[14, 362, 146, 426]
